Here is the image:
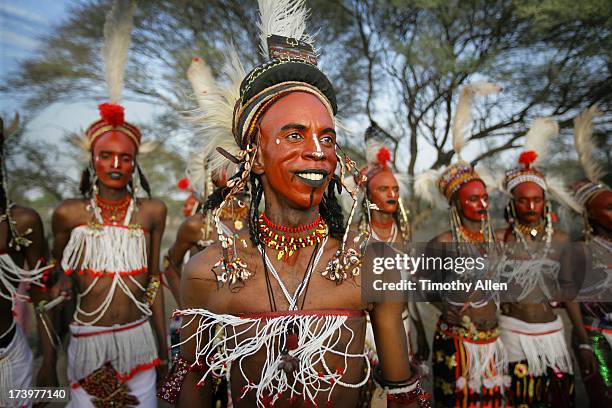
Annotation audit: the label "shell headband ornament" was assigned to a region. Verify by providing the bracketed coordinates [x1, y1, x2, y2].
[572, 106, 610, 210]
[500, 117, 580, 213]
[189, 0, 363, 287]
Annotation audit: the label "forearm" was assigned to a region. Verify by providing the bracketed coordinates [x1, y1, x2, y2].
[163, 262, 182, 306]
[151, 286, 168, 361]
[564, 302, 590, 344]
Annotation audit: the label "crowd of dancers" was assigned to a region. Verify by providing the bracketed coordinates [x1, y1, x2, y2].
[1, 1, 610, 407]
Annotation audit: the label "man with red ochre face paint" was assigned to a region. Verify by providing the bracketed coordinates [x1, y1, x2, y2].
[0, 116, 58, 408]
[494, 117, 595, 408]
[158, 2, 428, 407]
[49, 2, 167, 406]
[415, 81, 506, 407]
[355, 122, 429, 405]
[570, 106, 612, 408]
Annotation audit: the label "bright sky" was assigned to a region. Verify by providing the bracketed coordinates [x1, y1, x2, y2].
[0, 0, 164, 183]
[0, 0, 521, 178]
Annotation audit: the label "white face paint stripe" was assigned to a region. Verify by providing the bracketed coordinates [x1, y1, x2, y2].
[312, 133, 322, 153]
[113, 155, 119, 168]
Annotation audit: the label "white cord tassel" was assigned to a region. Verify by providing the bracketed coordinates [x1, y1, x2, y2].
[176, 309, 370, 407]
[0, 254, 52, 336]
[68, 318, 158, 383]
[61, 225, 147, 276]
[460, 337, 507, 392]
[518, 329, 573, 376]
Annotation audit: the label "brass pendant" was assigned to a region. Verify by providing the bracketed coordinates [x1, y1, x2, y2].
[234, 219, 244, 230]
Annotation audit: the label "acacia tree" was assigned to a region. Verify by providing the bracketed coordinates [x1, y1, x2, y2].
[2, 0, 610, 205]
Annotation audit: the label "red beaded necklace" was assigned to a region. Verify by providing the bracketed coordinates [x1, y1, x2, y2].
[96, 194, 131, 224]
[258, 213, 328, 261]
[261, 212, 322, 233]
[458, 225, 484, 243]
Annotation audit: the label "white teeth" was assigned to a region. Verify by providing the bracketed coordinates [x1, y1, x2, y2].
[299, 172, 324, 181]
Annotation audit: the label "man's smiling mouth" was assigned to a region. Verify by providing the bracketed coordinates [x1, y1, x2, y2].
[293, 169, 329, 187]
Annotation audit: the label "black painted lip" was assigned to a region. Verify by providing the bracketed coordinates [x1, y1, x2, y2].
[386, 200, 397, 205]
[293, 168, 330, 188]
[107, 171, 124, 180]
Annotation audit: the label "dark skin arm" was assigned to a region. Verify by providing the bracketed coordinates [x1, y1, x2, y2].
[145, 199, 169, 383]
[49, 201, 82, 302]
[15, 208, 59, 391]
[370, 300, 419, 408]
[163, 214, 203, 306]
[177, 247, 219, 407]
[370, 244, 418, 408]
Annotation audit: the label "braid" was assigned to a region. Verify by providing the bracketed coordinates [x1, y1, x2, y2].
[248, 174, 264, 246]
[79, 167, 92, 198]
[135, 161, 151, 198]
[202, 187, 226, 212]
[320, 175, 345, 241]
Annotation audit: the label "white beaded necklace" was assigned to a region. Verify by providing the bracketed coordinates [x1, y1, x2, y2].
[258, 236, 328, 310]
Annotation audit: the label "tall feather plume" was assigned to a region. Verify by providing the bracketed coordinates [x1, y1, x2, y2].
[522, 117, 559, 165]
[187, 57, 217, 112]
[546, 175, 581, 213]
[573, 105, 604, 182]
[189, 45, 245, 178]
[103, 0, 137, 103]
[414, 168, 446, 210]
[258, 0, 313, 58]
[452, 81, 502, 159]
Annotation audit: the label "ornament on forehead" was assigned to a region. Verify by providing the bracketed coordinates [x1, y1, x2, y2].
[499, 117, 580, 213]
[572, 105, 610, 212]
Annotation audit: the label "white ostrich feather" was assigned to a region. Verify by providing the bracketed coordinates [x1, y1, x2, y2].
[414, 168, 446, 209]
[68, 134, 91, 163]
[187, 57, 217, 112]
[545, 174, 581, 213]
[258, 0, 313, 58]
[102, 0, 136, 103]
[365, 138, 385, 165]
[452, 81, 502, 159]
[523, 117, 559, 165]
[573, 105, 604, 182]
[188, 45, 245, 182]
[476, 165, 498, 193]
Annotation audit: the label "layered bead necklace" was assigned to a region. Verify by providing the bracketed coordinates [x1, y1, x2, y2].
[258, 213, 328, 261]
[95, 194, 132, 224]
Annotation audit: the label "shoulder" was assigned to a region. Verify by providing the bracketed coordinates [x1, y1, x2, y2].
[430, 230, 453, 244]
[138, 197, 167, 215]
[181, 241, 224, 309]
[52, 199, 89, 227]
[176, 214, 204, 243]
[10, 205, 42, 226]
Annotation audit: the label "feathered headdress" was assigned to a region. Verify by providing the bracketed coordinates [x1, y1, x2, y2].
[187, 0, 361, 286]
[74, 0, 155, 156]
[500, 117, 580, 212]
[572, 106, 610, 210]
[415, 81, 501, 208]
